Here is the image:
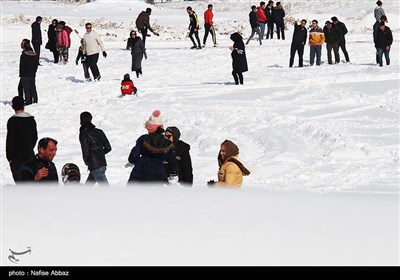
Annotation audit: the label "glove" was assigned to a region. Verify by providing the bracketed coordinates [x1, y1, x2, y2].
[168, 175, 179, 184]
[75, 59, 78, 65]
[237, 49, 244, 55]
[154, 32, 159, 36]
[207, 180, 215, 186]
[124, 162, 133, 168]
[103, 51, 107, 58]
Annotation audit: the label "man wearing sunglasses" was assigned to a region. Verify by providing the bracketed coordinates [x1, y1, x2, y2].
[82, 23, 107, 81]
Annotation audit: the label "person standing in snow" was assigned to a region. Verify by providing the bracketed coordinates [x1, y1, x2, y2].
[246, 5, 262, 45]
[187, 6, 202, 50]
[289, 19, 307, 68]
[207, 140, 250, 187]
[56, 23, 70, 64]
[203, 4, 217, 47]
[21, 137, 59, 183]
[79, 111, 112, 186]
[230, 32, 248, 85]
[31, 16, 42, 65]
[76, 39, 91, 81]
[135, 8, 159, 48]
[19, 39, 39, 105]
[164, 126, 193, 186]
[308, 19, 325, 66]
[375, 21, 393, 67]
[331, 16, 350, 63]
[127, 110, 177, 184]
[323, 21, 342, 64]
[59, 21, 73, 60]
[126, 30, 147, 78]
[257, 2, 267, 41]
[273, 2, 285, 40]
[265, 1, 275, 39]
[6, 96, 38, 183]
[82, 23, 107, 81]
[46, 19, 59, 63]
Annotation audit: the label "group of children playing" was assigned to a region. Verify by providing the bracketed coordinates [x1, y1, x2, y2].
[76, 40, 137, 96]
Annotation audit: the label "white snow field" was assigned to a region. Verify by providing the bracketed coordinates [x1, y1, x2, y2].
[0, 0, 399, 265]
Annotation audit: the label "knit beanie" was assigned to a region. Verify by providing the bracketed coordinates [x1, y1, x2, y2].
[145, 110, 163, 133]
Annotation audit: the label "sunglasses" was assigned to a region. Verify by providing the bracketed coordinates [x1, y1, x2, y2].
[165, 135, 173, 139]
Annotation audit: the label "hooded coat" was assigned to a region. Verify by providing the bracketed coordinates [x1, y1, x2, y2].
[165, 127, 193, 185]
[128, 128, 177, 182]
[215, 140, 250, 187]
[230, 33, 248, 73]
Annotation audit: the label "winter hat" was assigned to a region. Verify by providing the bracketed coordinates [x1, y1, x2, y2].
[145, 110, 164, 133]
[124, 73, 130, 80]
[165, 126, 181, 144]
[61, 163, 81, 184]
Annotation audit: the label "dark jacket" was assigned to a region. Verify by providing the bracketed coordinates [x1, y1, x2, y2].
[265, 6, 274, 23]
[249, 11, 259, 28]
[128, 129, 177, 182]
[273, 7, 285, 25]
[333, 21, 348, 38]
[126, 37, 146, 56]
[76, 46, 87, 64]
[19, 49, 38, 77]
[375, 26, 393, 48]
[79, 123, 111, 171]
[230, 33, 248, 73]
[323, 25, 343, 44]
[31, 21, 42, 45]
[188, 11, 200, 30]
[164, 127, 193, 185]
[291, 23, 307, 45]
[47, 23, 58, 51]
[6, 112, 38, 162]
[136, 11, 154, 32]
[21, 155, 58, 183]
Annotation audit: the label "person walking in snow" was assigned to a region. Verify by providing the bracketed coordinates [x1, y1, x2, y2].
[127, 110, 177, 184]
[31, 16, 42, 65]
[75, 39, 91, 81]
[79, 111, 112, 186]
[82, 23, 107, 81]
[6, 96, 38, 183]
[135, 8, 159, 48]
[187, 6, 202, 49]
[164, 126, 193, 186]
[120, 73, 137, 96]
[289, 19, 307, 68]
[126, 30, 147, 78]
[46, 19, 59, 63]
[246, 5, 262, 45]
[230, 32, 248, 85]
[203, 4, 217, 47]
[331, 16, 350, 63]
[257, 2, 267, 41]
[207, 140, 250, 187]
[273, 2, 285, 40]
[21, 137, 59, 183]
[308, 19, 325, 66]
[19, 39, 38, 105]
[375, 21, 393, 67]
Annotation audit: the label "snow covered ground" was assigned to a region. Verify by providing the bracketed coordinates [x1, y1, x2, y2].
[0, 0, 399, 265]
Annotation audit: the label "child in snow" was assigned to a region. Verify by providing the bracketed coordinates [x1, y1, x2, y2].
[75, 39, 91, 82]
[121, 73, 137, 95]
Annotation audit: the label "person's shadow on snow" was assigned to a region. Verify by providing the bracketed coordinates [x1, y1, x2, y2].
[66, 76, 85, 83]
[203, 82, 237, 85]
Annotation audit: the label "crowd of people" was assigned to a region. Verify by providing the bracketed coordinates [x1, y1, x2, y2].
[11, 1, 394, 186]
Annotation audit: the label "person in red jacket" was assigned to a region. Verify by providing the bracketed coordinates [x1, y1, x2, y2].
[203, 4, 217, 47]
[121, 74, 137, 96]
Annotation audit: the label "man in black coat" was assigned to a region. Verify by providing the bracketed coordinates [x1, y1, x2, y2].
[246, 5, 262, 45]
[289, 19, 307, 67]
[375, 21, 393, 66]
[165, 127, 193, 186]
[331, 16, 350, 62]
[21, 137, 59, 184]
[79, 111, 112, 186]
[31, 16, 42, 65]
[6, 96, 38, 183]
[19, 39, 38, 105]
[323, 21, 343, 64]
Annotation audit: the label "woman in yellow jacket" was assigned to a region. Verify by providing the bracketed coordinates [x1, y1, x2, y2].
[211, 140, 250, 187]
